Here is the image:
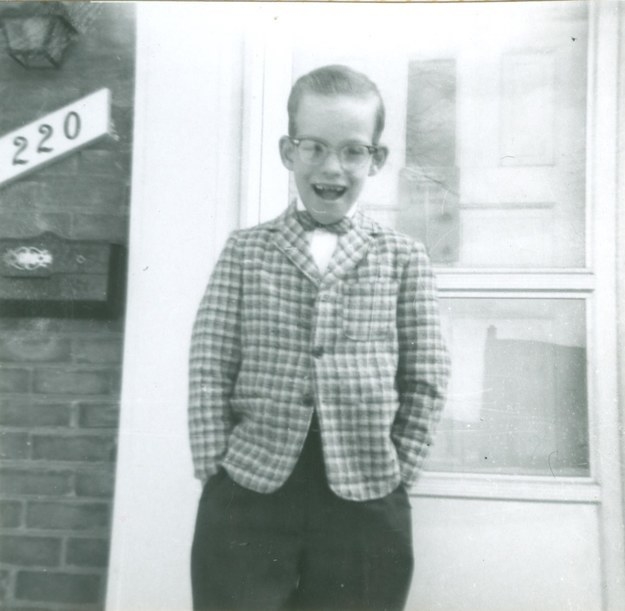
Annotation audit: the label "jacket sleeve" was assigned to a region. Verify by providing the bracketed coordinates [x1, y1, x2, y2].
[392, 241, 450, 487]
[188, 234, 242, 483]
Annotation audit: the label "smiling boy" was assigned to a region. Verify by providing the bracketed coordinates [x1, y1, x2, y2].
[282, 86, 383, 224]
[189, 65, 450, 610]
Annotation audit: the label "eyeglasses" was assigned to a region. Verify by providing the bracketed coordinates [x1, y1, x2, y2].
[289, 137, 378, 171]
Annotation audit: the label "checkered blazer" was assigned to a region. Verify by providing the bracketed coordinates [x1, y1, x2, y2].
[189, 202, 449, 501]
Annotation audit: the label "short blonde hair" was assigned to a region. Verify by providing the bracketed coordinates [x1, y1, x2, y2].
[287, 65, 385, 144]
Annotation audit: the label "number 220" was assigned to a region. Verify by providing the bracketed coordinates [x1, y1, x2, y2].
[12, 111, 82, 166]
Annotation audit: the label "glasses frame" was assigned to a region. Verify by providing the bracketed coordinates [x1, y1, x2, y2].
[288, 137, 379, 170]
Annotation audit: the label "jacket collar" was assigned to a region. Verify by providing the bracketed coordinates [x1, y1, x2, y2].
[268, 201, 380, 287]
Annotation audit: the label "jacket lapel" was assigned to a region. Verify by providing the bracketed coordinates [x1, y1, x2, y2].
[323, 210, 378, 285]
[270, 204, 321, 285]
[269, 204, 380, 287]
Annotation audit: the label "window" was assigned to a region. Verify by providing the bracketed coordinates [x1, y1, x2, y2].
[288, 2, 591, 478]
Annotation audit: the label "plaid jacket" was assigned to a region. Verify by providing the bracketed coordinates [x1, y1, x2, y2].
[189, 202, 450, 501]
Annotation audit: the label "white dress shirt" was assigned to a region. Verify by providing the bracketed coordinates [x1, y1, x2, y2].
[296, 199, 357, 274]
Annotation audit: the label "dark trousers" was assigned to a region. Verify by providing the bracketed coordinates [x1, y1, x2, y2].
[191, 421, 414, 611]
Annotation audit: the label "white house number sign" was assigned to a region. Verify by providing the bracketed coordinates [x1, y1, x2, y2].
[0, 88, 111, 187]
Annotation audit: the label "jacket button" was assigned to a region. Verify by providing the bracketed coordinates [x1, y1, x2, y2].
[312, 346, 324, 358]
[302, 392, 315, 407]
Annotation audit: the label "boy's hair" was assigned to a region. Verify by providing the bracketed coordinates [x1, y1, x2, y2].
[287, 65, 385, 144]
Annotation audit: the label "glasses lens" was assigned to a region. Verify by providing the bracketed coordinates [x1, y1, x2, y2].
[297, 139, 326, 164]
[340, 144, 371, 169]
[294, 139, 373, 169]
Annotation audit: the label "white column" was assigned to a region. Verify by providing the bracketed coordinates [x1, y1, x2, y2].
[106, 5, 244, 609]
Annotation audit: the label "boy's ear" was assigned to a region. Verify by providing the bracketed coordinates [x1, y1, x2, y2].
[279, 136, 295, 170]
[368, 145, 389, 176]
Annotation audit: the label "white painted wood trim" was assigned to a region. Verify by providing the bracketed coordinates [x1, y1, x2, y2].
[618, 3, 625, 605]
[257, 33, 292, 223]
[412, 472, 600, 504]
[587, 2, 625, 608]
[436, 271, 595, 292]
[240, 19, 292, 228]
[239, 34, 266, 229]
[106, 6, 245, 610]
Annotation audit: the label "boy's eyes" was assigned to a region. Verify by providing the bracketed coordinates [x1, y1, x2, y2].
[298, 139, 369, 158]
[291, 137, 376, 170]
[343, 145, 368, 158]
[299, 140, 326, 156]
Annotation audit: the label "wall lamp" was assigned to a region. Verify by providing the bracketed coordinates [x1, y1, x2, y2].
[0, 2, 78, 69]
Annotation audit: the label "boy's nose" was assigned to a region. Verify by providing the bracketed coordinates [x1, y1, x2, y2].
[320, 149, 343, 174]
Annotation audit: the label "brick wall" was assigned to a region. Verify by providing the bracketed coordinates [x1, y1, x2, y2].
[0, 4, 134, 609]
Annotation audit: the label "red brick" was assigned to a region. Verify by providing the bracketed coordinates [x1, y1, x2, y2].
[1, 83, 82, 119]
[79, 150, 126, 176]
[33, 369, 111, 395]
[43, 177, 125, 213]
[66, 538, 109, 568]
[71, 212, 128, 242]
[26, 501, 110, 531]
[32, 434, 115, 463]
[0, 500, 22, 527]
[37, 154, 80, 177]
[0, 433, 30, 459]
[109, 374, 122, 397]
[0, 536, 61, 567]
[72, 338, 123, 364]
[84, 3, 135, 49]
[78, 403, 119, 429]
[109, 107, 134, 149]
[0, 469, 72, 496]
[15, 571, 101, 605]
[110, 76, 136, 108]
[75, 469, 115, 498]
[0, 212, 72, 240]
[0, 337, 71, 363]
[0, 570, 10, 601]
[0, 369, 31, 393]
[0, 401, 71, 428]
[65, 3, 106, 37]
[0, 317, 120, 334]
[0, 5, 133, 606]
[0, 182, 44, 211]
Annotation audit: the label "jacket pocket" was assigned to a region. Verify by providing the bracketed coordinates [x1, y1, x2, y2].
[342, 279, 397, 341]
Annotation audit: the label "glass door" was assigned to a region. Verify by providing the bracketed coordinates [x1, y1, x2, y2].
[248, 2, 623, 608]
[285, 2, 592, 483]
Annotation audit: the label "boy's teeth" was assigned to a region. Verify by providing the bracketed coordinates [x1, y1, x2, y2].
[314, 185, 346, 194]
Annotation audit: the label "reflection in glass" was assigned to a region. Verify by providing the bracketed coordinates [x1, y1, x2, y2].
[292, 2, 588, 269]
[398, 4, 587, 268]
[425, 299, 589, 476]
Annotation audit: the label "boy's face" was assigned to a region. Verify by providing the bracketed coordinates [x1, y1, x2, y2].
[279, 93, 388, 225]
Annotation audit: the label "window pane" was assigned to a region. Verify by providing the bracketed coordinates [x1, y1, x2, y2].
[291, 2, 588, 268]
[425, 299, 589, 476]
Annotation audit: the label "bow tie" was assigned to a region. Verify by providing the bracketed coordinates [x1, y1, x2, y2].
[296, 210, 353, 235]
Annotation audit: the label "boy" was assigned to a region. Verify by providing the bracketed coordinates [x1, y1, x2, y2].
[189, 65, 449, 611]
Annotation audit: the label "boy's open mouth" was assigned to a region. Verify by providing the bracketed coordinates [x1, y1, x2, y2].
[312, 184, 347, 201]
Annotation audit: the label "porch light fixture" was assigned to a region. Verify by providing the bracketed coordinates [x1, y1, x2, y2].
[0, 2, 77, 69]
